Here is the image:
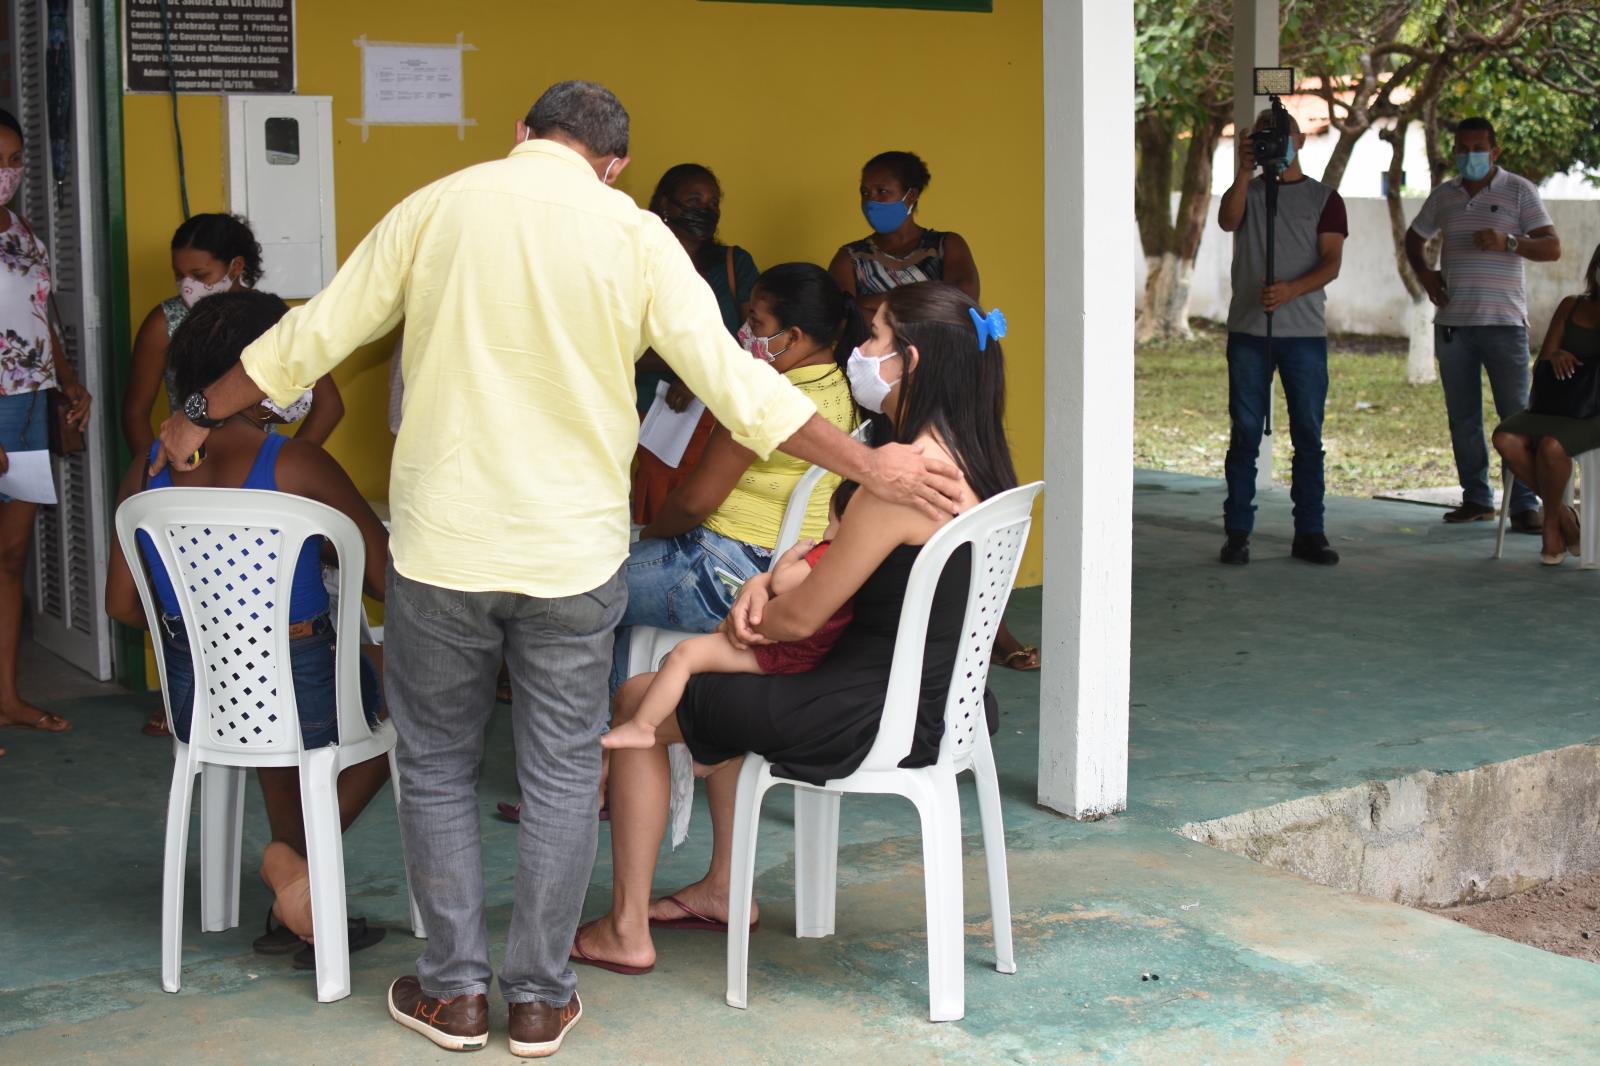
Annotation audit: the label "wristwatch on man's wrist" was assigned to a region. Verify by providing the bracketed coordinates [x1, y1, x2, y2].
[1505, 233, 1520, 254]
[183, 391, 226, 429]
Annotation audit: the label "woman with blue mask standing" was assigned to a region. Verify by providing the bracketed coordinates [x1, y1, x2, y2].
[828, 151, 981, 316]
[830, 151, 1035, 671]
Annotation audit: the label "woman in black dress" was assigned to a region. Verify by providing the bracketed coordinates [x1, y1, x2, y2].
[574, 281, 1016, 974]
[1494, 241, 1600, 565]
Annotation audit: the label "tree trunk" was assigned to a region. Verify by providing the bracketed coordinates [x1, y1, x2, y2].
[1379, 117, 1436, 380]
[1406, 294, 1436, 385]
[1135, 114, 1222, 343]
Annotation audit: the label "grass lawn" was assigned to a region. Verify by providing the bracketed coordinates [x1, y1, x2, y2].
[1134, 321, 1503, 499]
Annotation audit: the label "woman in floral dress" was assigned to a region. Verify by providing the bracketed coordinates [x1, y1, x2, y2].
[0, 108, 91, 754]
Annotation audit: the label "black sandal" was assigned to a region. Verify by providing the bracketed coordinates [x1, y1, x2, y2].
[252, 908, 306, 955]
[291, 917, 387, 970]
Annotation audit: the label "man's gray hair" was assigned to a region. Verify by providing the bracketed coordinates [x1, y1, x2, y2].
[525, 81, 629, 157]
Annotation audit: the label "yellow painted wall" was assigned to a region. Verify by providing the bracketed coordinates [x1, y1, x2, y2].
[122, 0, 1045, 582]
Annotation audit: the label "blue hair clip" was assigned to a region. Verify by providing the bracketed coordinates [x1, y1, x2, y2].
[969, 307, 1008, 351]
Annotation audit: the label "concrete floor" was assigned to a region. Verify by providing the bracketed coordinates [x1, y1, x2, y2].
[2, 471, 1597, 1064]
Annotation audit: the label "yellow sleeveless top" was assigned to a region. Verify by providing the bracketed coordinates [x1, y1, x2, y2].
[703, 361, 858, 550]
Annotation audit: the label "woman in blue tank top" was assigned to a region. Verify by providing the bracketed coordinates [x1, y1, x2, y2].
[106, 290, 393, 966]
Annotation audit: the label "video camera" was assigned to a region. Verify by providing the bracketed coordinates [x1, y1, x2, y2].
[1249, 67, 1295, 173]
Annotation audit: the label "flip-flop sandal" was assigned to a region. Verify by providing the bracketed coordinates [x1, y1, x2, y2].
[648, 894, 759, 933]
[142, 710, 172, 738]
[992, 646, 1041, 672]
[569, 924, 654, 976]
[291, 917, 386, 970]
[252, 907, 307, 955]
[0, 709, 71, 732]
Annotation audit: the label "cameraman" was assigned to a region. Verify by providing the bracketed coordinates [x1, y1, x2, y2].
[1216, 108, 1347, 566]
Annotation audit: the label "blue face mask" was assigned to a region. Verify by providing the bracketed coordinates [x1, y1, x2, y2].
[1455, 150, 1492, 182]
[862, 195, 911, 234]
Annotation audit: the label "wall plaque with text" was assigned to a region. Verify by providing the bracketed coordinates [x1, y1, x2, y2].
[124, 0, 295, 95]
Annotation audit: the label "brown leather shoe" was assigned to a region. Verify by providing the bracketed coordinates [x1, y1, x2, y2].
[1443, 501, 1497, 523]
[388, 975, 489, 1052]
[1510, 507, 1545, 534]
[508, 993, 582, 1058]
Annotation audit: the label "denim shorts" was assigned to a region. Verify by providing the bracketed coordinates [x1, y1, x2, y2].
[0, 391, 49, 503]
[609, 524, 771, 694]
[158, 612, 381, 748]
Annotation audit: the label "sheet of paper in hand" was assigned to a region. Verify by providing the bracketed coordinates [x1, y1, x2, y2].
[0, 450, 57, 505]
[638, 380, 707, 469]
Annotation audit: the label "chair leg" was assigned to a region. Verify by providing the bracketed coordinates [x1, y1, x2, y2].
[911, 771, 966, 1022]
[970, 739, 1016, 975]
[162, 755, 199, 994]
[725, 758, 769, 1011]
[199, 764, 245, 933]
[793, 789, 840, 939]
[386, 747, 427, 939]
[1493, 469, 1513, 559]
[1582, 454, 1599, 570]
[300, 749, 351, 1003]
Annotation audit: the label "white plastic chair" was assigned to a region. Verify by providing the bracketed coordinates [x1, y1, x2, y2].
[726, 481, 1043, 1023]
[628, 422, 872, 846]
[1493, 452, 1599, 568]
[114, 488, 424, 1003]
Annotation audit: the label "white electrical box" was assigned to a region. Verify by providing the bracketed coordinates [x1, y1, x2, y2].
[224, 95, 337, 299]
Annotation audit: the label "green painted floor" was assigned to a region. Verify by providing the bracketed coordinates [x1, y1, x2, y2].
[3, 471, 1597, 1064]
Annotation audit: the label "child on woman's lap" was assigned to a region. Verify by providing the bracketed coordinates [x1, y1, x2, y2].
[604, 482, 858, 751]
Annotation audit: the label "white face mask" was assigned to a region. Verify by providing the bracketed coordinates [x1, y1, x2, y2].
[0, 166, 22, 205]
[261, 391, 313, 424]
[179, 273, 235, 309]
[846, 347, 901, 414]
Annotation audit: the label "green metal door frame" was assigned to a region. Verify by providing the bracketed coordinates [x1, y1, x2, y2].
[95, 0, 143, 690]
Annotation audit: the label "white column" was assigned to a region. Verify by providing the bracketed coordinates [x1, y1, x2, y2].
[1234, 0, 1279, 492]
[1038, 0, 1134, 819]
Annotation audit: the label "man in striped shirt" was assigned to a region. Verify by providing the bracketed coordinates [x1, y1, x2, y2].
[1406, 117, 1562, 527]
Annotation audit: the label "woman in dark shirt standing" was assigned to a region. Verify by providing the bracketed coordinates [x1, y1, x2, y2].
[632, 164, 761, 524]
[1494, 241, 1600, 565]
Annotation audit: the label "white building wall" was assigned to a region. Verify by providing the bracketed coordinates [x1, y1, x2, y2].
[1142, 196, 1600, 338]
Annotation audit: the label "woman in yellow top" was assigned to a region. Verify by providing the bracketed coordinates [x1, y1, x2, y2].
[610, 262, 861, 694]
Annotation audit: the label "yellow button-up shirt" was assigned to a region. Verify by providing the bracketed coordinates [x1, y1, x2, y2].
[241, 139, 816, 598]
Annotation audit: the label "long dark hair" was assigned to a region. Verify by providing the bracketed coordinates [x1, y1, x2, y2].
[170, 289, 290, 400]
[171, 213, 264, 286]
[1584, 241, 1600, 303]
[880, 282, 1016, 502]
[752, 262, 868, 375]
[649, 163, 725, 273]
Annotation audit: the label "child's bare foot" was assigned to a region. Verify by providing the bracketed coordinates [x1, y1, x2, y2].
[601, 719, 656, 750]
[260, 841, 315, 942]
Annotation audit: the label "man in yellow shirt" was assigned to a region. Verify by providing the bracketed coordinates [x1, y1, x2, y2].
[153, 81, 959, 1057]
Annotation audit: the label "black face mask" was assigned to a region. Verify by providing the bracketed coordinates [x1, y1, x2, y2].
[667, 201, 720, 241]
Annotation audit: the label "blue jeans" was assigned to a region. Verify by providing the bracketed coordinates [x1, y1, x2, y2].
[609, 524, 771, 695]
[0, 391, 48, 503]
[1224, 333, 1328, 535]
[1435, 324, 1537, 512]
[157, 612, 380, 747]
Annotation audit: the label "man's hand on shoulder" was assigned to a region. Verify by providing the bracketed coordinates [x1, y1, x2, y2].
[861, 442, 964, 520]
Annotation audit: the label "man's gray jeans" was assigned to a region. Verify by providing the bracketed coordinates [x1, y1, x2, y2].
[385, 561, 626, 1005]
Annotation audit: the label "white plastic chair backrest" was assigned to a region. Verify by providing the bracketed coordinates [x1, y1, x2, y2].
[114, 487, 368, 758]
[772, 420, 873, 559]
[855, 481, 1043, 773]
